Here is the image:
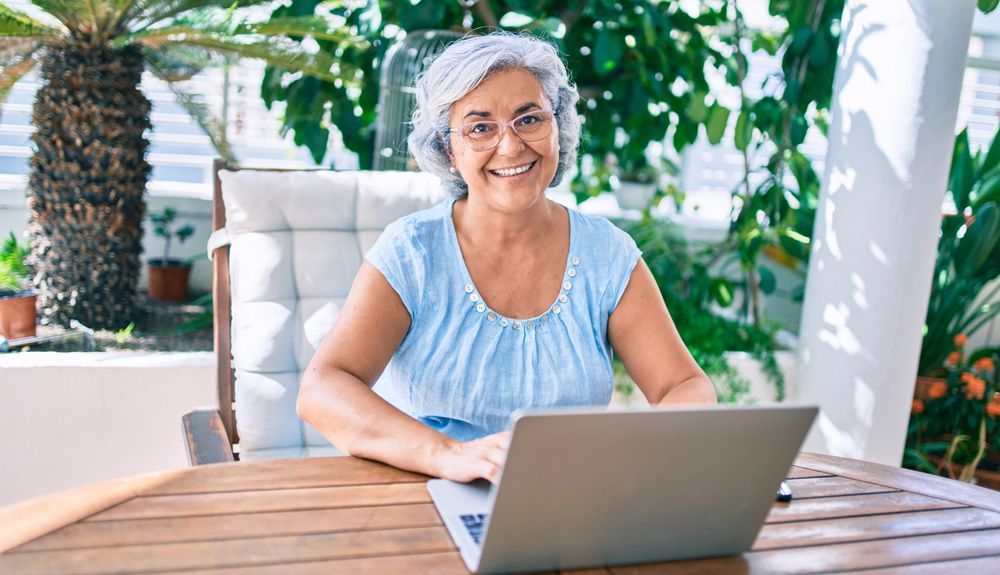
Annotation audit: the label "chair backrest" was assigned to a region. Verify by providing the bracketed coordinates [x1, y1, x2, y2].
[211, 160, 445, 458]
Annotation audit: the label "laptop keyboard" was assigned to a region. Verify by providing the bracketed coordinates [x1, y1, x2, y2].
[459, 513, 489, 545]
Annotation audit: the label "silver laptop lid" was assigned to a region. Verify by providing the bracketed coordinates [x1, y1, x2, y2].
[473, 404, 817, 573]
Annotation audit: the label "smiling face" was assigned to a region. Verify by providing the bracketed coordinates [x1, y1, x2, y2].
[447, 68, 559, 212]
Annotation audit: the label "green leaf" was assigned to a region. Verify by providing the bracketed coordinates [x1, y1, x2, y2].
[950, 129, 975, 211]
[734, 110, 752, 151]
[593, 29, 623, 77]
[790, 115, 808, 146]
[980, 0, 1000, 14]
[807, 31, 832, 68]
[710, 278, 734, 307]
[971, 170, 1000, 210]
[980, 124, 1000, 176]
[687, 92, 709, 123]
[705, 105, 730, 145]
[758, 266, 777, 295]
[499, 11, 534, 28]
[790, 27, 813, 56]
[955, 203, 1000, 277]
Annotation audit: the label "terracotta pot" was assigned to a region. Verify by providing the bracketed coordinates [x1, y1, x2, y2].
[148, 261, 191, 302]
[914, 376, 946, 401]
[0, 292, 37, 339]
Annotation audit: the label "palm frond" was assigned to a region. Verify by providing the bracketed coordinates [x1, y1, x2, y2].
[145, 51, 235, 163]
[27, 0, 90, 31]
[0, 4, 61, 38]
[244, 16, 364, 45]
[144, 44, 211, 80]
[128, 0, 270, 32]
[125, 30, 355, 83]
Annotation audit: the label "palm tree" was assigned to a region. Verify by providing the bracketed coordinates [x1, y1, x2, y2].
[0, 1, 358, 328]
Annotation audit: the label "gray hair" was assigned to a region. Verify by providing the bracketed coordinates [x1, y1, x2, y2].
[408, 31, 581, 197]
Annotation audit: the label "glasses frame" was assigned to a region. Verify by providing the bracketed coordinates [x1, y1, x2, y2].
[443, 109, 555, 152]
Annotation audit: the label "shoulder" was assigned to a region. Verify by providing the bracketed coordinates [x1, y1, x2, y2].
[375, 200, 452, 253]
[569, 209, 639, 257]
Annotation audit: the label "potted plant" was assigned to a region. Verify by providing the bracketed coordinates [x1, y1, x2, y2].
[148, 208, 196, 302]
[0, 233, 36, 339]
[613, 158, 663, 212]
[906, 337, 1000, 488]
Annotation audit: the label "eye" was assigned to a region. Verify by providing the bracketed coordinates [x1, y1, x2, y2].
[468, 122, 497, 135]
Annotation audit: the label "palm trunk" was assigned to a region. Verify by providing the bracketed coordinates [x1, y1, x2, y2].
[27, 43, 151, 329]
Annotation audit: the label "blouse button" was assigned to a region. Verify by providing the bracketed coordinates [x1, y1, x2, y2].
[563, 281, 572, 291]
[541, 315, 550, 323]
[513, 321, 523, 330]
[476, 303, 486, 313]
[469, 293, 479, 303]
[464, 284, 474, 293]
[553, 305, 562, 314]
[500, 318, 509, 327]
[567, 268, 577, 277]
[487, 312, 497, 321]
[526, 320, 535, 329]
[559, 294, 568, 303]
[571, 256, 580, 266]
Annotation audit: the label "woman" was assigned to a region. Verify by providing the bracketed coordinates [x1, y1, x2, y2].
[298, 32, 715, 484]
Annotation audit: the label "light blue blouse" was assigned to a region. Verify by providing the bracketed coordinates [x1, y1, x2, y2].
[366, 197, 641, 441]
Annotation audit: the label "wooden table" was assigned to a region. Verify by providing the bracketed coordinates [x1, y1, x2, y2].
[1, 453, 999, 574]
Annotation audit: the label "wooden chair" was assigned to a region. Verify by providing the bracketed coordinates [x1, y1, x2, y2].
[182, 160, 445, 465]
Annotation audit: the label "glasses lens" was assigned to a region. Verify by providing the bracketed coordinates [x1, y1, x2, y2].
[512, 110, 553, 141]
[462, 121, 501, 151]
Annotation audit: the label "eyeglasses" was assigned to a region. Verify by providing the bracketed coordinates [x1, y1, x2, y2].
[445, 109, 555, 151]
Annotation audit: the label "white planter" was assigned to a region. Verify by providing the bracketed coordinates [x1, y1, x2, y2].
[0, 351, 215, 506]
[614, 181, 656, 211]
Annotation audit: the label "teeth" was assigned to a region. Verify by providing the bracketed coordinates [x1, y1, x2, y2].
[491, 162, 533, 177]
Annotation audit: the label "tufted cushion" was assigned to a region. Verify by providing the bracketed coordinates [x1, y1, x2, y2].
[218, 170, 446, 457]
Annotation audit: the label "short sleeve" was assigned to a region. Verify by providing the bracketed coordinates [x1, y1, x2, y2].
[365, 218, 427, 320]
[602, 221, 643, 313]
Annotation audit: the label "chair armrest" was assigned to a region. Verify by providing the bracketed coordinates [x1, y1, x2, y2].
[182, 408, 235, 465]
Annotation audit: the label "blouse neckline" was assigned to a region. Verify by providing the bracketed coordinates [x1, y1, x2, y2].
[445, 196, 580, 328]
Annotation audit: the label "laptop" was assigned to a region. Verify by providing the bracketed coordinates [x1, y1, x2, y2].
[428, 404, 818, 574]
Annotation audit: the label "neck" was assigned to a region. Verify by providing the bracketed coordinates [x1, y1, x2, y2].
[454, 193, 561, 250]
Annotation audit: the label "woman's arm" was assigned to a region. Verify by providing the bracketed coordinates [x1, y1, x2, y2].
[298, 262, 509, 482]
[607, 259, 717, 405]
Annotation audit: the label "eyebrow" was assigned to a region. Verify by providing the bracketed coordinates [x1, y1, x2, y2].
[463, 102, 542, 119]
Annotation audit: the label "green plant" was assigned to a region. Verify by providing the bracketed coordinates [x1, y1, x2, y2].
[615, 216, 785, 402]
[150, 208, 196, 266]
[0, 232, 30, 295]
[918, 127, 1000, 376]
[906, 338, 1000, 482]
[0, 1, 362, 329]
[115, 321, 136, 346]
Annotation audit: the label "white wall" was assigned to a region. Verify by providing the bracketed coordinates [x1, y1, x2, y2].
[0, 352, 214, 506]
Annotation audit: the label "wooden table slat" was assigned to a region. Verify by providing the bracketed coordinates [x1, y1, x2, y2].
[86, 482, 431, 522]
[794, 453, 1000, 513]
[784, 476, 898, 499]
[755, 507, 1000, 550]
[0, 526, 455, 575]
[12, 503, 441, 552]
[139, 457, 427, 496]
[607, 528, 1000, 574]
[111, 550, 470, 575]
[766, 491, 964, 523]
[842, 554, 1000, 573]
[785, 466, 834, 479]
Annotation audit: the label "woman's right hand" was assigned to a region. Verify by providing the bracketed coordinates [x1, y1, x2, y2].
[437, 431, 512, 484]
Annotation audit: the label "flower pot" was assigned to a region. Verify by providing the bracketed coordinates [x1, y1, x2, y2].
[148, 260, 191, 302]
[0, 291, 37, 339]
[614, 181, 656, 211]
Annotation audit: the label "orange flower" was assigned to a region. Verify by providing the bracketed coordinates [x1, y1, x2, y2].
[961, 372, 976, 384]
[974, 357, 996, 372]
[946, 351, 960, 366]
[954, 333, 969, 347]
[988, 400, 1000, 419]
[963, 376, 986, 401]
[927, 380, 948, 400]
[912, 399, 925, 414]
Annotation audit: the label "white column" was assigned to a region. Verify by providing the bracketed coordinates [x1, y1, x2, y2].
[794, 0, 976, 465]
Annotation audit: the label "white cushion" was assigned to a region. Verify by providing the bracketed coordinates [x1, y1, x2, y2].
[218, 169, 446, 454]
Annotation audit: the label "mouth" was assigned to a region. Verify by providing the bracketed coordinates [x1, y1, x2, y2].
[488, 160, 537, 178]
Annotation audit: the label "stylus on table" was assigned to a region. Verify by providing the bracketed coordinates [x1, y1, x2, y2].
[776, 480, 793, 502]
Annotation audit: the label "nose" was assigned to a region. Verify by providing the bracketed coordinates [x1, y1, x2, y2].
[495, 124, 526, 156]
